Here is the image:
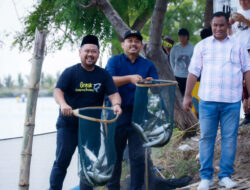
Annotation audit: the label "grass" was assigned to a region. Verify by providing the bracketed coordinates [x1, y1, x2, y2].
[151, 128, 200, 179]
[97, 128, 201, 189]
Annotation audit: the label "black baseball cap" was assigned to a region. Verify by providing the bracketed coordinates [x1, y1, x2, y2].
[80, 34, 99, 48]
[123, 30, 143, 41]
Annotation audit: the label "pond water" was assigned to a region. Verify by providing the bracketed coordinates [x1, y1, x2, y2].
[0, 97, 59, 139]
[0, 97, 244, 140]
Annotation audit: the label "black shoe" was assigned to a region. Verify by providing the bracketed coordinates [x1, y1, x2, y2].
[240, 117, 250, 126]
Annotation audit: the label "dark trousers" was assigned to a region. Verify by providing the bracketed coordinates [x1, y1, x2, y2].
[175, 76, 187, 96]
[49, 127, 92, 190]
[107, 108, 145, 190]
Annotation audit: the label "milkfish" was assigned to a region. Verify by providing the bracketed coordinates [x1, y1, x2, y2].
[143, 130, 170, 147]
[82, 139, 112, 185]
[132, 122, 149, 142]
[80, 161, 95, 186]
[87, 171, 112, 184]
[147, 123, 170, 137]
[87, 166, 113, 184]
[84, 146, 98, 162]
[143, 117, 159, 131]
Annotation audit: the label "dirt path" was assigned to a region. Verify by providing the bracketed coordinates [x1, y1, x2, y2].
[177, 124, 250, 189]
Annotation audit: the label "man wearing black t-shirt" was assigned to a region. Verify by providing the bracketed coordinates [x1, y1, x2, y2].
[49, 35, 122, 190]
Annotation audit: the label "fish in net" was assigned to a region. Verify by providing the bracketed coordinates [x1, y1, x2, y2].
[73, 107, 118, 187]
[132, 80, 177, 147]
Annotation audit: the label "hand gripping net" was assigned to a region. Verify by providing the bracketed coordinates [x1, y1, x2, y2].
[73, 107, 118, 187]
[132, 80, 177, 147]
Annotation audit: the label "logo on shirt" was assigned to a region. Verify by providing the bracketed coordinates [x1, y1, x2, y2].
[93, 83, 101, 92]
[75, 82, 102, 92]
[176, 55, 190, 69]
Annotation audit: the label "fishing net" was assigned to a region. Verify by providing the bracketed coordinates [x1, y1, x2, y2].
[132, 80, 177, 148]
[73, 107, 118, 187]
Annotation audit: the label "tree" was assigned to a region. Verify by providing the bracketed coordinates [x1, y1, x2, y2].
[0, 78, 4, 88]
[19, 28, 47, 188]
[43, 73, 56, 89]
[40, 73, 57, 89]
[4, 75, 14, 88]
[204, 0, 213, 28]
[14, 0, 200, 134]
[17, 73, 25, 88]
[13, 0, 155, 53]
[161, 0, 206, 44]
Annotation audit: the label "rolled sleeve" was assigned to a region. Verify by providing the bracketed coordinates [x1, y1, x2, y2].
[188, 42, 203, 77]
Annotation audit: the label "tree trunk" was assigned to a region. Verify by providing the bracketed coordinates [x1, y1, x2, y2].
[19, 28, 47, 188]
[93, 0, 198, 136]
[145, 0, 197, 136]
[204, 0, 213, 28]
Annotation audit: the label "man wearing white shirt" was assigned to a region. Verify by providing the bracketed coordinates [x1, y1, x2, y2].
[183, 12, 250, 190]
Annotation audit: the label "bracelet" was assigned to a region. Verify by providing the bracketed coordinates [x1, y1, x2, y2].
[113, 103, 121, 106]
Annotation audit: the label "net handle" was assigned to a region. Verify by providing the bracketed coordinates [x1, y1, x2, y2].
[136, 79, 178, 87]
[73, 106, 119, 124]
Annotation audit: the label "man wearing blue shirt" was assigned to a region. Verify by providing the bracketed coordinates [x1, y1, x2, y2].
[105, 30, 158, 190]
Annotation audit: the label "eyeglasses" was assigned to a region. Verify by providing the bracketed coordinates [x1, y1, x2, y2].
[162, 40, 173, 48]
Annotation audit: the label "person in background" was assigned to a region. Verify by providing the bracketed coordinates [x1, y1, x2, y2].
[105, 30, 158, 190]
[162, 35, 175, 58]
[228, 0, 250, 126]
[242, 78, 250, 122]
[200, 27, 212, 40]
[170, 28, 194, 96]
[183, 12, 250, 190]
[49, 34, 122, 190]
[228, 0, 250, 44]
[241, 47, 250, 125]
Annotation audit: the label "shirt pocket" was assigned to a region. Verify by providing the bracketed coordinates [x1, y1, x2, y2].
[230, 47, 240, 65]
[203, 49, 212, 66]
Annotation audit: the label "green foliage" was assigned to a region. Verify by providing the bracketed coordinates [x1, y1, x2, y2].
[40, 72, 57, 89]
[13, 0, 155, 53]
[0, 91, 14, 97]
[163, 0, 205, 45]
[171, 158, 199, 178]
[142, 0, 205, 46]
[13, 0, 112, 52]
[0, 78, 4, 88]
[13, 0, 207, 55]
[4, 75, 14, 88]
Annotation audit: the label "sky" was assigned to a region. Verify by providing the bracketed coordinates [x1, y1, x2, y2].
[0, 0, 109, 81]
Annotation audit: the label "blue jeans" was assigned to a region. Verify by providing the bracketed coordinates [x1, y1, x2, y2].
[199, 100, 240, 180]
[49, 127, 92, 190]
[107, 108, 145, 190]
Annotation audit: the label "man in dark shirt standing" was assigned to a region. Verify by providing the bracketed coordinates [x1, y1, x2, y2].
[49, 35, 122, 190]
[105, 30, 158, 190]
